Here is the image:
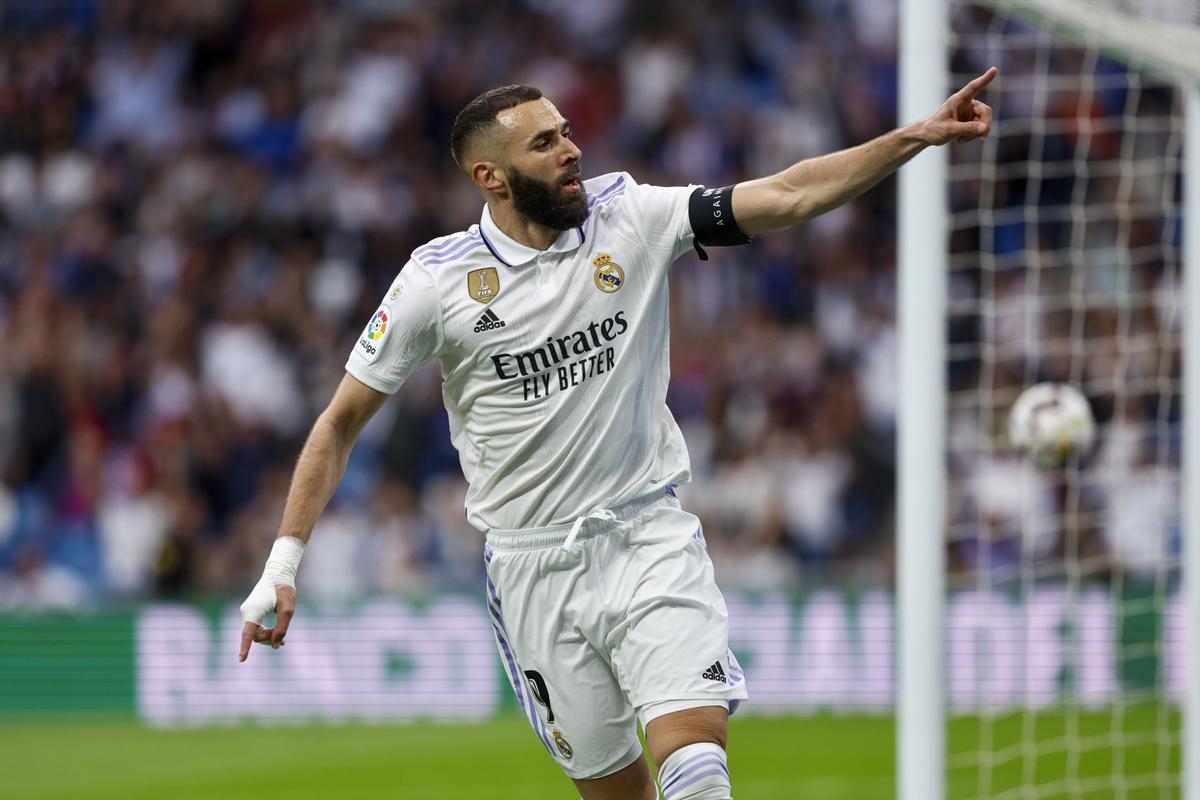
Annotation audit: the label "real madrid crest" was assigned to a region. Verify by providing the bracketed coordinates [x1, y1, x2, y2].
[593, 254, 624, 294]
[467, 267, 500, 303]
[553, 729, 574, 760]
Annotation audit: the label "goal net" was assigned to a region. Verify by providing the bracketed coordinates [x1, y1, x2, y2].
[942, 1, 1193, 797]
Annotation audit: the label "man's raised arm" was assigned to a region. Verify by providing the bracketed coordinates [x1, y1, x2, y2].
[238, 373, 389, 661]
[731, 67, 997, 235]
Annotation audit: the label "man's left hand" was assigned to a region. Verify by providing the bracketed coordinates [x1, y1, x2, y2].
[922, 66, 997, 145]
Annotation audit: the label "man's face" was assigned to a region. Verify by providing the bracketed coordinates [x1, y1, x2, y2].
[496, 99, 588, 230]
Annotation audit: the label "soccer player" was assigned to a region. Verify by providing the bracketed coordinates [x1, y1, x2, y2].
[239, 68, 996, 799]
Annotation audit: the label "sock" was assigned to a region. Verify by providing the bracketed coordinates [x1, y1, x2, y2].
[657, 742, 732, 799]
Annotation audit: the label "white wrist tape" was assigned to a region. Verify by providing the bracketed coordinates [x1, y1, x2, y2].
[240, 536, 305, 625]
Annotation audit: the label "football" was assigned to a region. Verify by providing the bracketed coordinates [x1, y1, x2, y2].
[1008, 383, 1096, 469]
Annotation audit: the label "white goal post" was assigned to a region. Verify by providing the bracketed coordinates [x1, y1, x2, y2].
[898, 1, 1200, 798]
[898, 1, 948, 798]
[1188, 78, 1200, 800]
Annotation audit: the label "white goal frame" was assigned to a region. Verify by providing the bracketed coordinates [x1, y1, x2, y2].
[897, 1, 1200, 799]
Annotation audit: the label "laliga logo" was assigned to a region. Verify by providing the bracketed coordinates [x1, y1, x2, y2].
[359, 306, 390, 361]
[593, 253, 624, 294]
[367, 309, 389, 340]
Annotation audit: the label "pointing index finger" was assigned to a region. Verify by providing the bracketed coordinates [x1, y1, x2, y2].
[958, 66, 998, 99]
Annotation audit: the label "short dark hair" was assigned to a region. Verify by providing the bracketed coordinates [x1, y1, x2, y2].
[450, 84, 544, 168]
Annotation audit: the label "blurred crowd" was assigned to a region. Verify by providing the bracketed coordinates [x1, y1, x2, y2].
[0, 0, 1181, 610]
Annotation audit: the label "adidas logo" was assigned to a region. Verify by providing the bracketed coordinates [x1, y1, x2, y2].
[701, 661, 727, 683]
[474, 308, 506, 333]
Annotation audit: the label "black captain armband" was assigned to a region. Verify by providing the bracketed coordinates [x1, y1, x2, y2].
[687, 185, 752, 260]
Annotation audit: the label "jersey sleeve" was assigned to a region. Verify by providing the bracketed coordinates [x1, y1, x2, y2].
[345, 260, 444, 395]
[625, 177, 698, 262]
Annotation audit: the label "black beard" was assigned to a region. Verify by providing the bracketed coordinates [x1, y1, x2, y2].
[508, 166, 590, 230]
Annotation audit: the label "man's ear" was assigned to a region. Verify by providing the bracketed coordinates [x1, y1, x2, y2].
[471, 161, 508, 197]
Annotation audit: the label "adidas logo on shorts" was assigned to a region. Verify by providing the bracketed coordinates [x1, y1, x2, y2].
[474, 308, 506, 333]
[701, 661, 727, 683]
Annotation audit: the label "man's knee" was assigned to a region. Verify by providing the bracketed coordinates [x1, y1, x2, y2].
[645, 705, 728, 768]
[645, 707, 732, 799]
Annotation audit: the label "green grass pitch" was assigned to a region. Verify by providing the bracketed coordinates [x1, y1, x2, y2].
[3, 707, 1177, 799]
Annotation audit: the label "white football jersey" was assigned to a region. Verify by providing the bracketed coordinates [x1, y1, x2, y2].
[345, 172, 698, 531]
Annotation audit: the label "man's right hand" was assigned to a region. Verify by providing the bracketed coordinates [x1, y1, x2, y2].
[232, 379, 385, 662]
[239, 535, 306, 662]
[239, 581, 297, 662]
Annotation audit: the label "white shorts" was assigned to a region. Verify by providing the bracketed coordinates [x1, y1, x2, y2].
[483, 489, 748, 781]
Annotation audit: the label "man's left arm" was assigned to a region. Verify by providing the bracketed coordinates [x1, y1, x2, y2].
[732, 67, 997, 235]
